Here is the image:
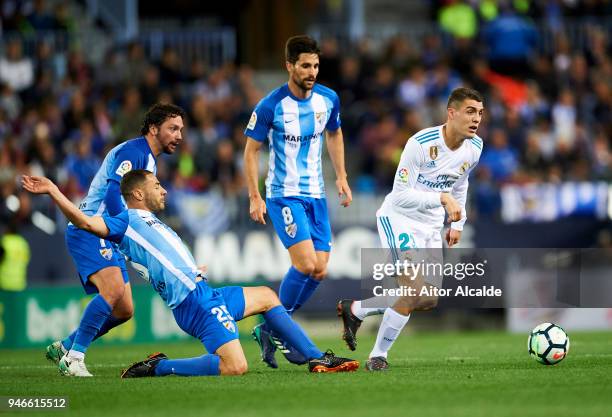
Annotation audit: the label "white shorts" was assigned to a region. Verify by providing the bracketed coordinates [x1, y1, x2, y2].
[376, 209, 443, 287]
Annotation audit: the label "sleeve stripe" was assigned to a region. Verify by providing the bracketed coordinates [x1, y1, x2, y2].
[415, 130, 438, 142]
[418, 135, 439, 145]
[414, 127, 438, 140]
[470, 138, 483, 149]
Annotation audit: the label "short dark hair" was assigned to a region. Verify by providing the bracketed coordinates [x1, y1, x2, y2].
[120, 169, 152, 200]
[140, 103, 186, 136]
[447, 87, 484, 109]
[285, 35, 320, 64]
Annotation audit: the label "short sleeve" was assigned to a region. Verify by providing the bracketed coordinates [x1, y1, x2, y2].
[244, 100, 274, 142]
[325, 92, 341, 131]
[109, 147, 144, 184]
[102, 210, 129, 243]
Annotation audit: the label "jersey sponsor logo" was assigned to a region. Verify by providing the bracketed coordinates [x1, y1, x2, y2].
[398, 167, 409, 183]
[283, 132, 321, 143]
[460, 162, 470, 174]
[417, 174, 458, 190]
[426, 160, 436, 168]
[99, 248, 113, 260]
[429, 145, 438, 160]
[285, 223, 297, 238]
[247, 112, 257, 130]
[115, 160, 132, 177]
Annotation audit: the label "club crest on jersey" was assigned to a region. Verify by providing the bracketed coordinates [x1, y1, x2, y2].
[223, 321, 236, 333]
[285, 223, 297, 238]
[115, 160, 132, 177]
[398, 167, 409, 183]
[315, 111, 326, 124]
[429, 145, 439, 160]
[99, 248, 113, 260]
[460, 162, 470, 174]
[247, 111, 257, 130]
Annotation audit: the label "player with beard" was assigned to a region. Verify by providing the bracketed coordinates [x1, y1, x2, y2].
[244, 35, 352, 368]
[44, 103, 186, 376]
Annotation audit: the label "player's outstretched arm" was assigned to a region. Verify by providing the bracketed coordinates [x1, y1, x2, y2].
[22, 175, 110, 238]
[326, 128, 352, 207]
[244, 137, 267, 224]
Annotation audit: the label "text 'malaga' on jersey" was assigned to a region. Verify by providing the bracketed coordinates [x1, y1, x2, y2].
[244, 83, 341, 199]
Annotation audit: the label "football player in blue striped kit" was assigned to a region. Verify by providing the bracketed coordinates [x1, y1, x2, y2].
[44, 103, 186, 376]
[338, 87, 485, 371]
[23, 171, 359, 376]
[243, 35, 352, 367]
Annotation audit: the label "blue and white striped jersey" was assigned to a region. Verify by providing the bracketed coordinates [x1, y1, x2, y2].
[79, 137, 156, 216]
[244, 83, 341, 198]
[103, 209, 198, 309]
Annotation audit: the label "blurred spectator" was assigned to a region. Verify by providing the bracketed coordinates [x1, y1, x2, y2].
[0, 222, 30, 292]
[482, 6, 538, 78]
[0, 38, 34, 92]
[438, 0, 478, 40]
[26, 0, 55, 32]
[113, 87, 145, 141]
[480, 128, 519, 182]
[63, 123, 101, 194]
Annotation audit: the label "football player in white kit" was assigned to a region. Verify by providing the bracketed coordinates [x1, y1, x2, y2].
[338, 87, 485, 371]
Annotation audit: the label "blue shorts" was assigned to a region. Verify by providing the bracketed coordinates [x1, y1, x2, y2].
[65, 225, 129, 294]
[266, 196, 332, 252]
[172, 282, 245, 353]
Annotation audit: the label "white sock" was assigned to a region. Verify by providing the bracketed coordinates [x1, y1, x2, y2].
[369, 308, 410, 358]
[67, 350, 85, 360]
[352, 299, 387, 321]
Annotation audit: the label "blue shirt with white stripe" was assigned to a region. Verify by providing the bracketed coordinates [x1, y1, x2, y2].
[103, 209, 198, 309]
[79, 137, 157, 216]
[244, 83, 341, 198]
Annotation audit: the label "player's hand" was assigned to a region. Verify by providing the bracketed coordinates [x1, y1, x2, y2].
[440, 193, 461, 222]
[249, 195, 267, 224]
[446, 228, 462, 247]
[21, 175, 56, 195]
[336, 177, 352, 207]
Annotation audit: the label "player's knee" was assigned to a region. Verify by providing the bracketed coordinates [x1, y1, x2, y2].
[221, 358, 248, 376]
[260, 286, 281, 311]
[294, 259, 316, 276]
[114, 303, 134, 320]
[99, 285, 126, 306]
[311, 267, 327, 281]
[417, 295, 439, 311]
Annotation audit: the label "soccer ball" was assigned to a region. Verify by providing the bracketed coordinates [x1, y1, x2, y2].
[528, 323, 570, 365]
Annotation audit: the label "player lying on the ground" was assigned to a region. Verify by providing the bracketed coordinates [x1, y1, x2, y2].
[22, 171, 359, 376]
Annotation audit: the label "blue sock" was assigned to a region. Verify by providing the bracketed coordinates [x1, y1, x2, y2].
[154, 354, 220, 376]
[279, 266, 311, 313]
[264, 305, 322, 360]
[62, 315, 128, 351]
[71, 295, 112, 354]
[294, 277, 320, 312]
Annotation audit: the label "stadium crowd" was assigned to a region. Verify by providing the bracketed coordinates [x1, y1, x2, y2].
[0, 0, 610, 238]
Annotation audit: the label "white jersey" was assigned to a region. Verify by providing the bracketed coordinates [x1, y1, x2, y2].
[378, 125, 483, 231]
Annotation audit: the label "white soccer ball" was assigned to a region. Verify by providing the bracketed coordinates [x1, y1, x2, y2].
[528, 322, 570, 365]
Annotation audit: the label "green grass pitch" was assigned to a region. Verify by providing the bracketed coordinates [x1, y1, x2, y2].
[2, 331, 611, 417]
